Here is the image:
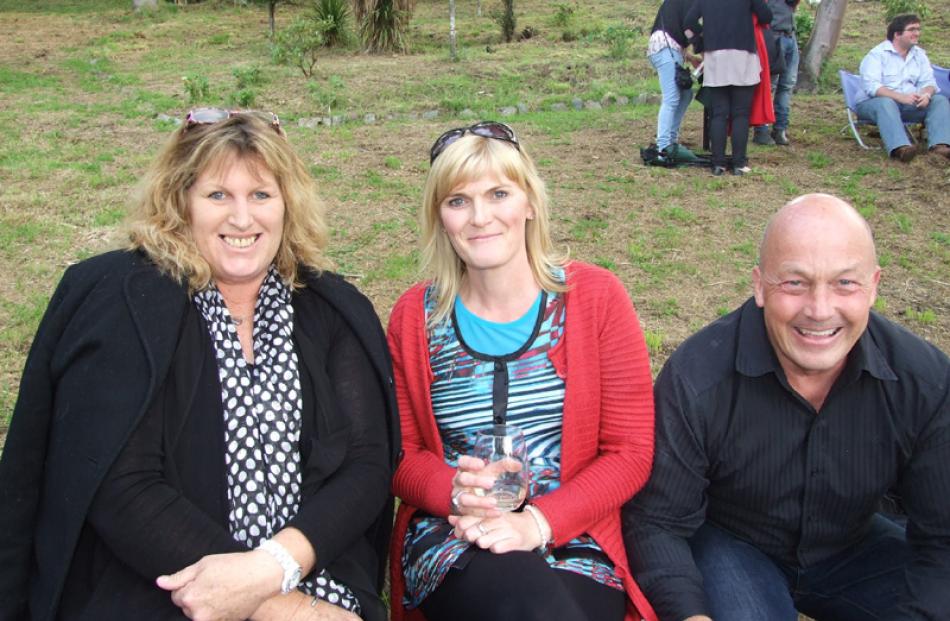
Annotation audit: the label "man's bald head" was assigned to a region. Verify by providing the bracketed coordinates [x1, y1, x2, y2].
[758, 194, 878, 270]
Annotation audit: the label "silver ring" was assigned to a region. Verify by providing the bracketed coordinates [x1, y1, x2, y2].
[477, 523, 489, 535]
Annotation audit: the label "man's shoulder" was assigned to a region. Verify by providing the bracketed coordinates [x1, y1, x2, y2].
[867, 312, 950, 386]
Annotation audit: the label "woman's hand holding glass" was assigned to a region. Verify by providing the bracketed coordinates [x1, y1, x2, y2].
[449, 455, 505, 518]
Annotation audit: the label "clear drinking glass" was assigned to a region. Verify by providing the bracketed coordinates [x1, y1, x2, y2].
[472, 424, 529, 512]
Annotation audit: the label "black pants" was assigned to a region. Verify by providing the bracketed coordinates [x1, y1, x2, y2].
[708, 84, 756, 168]
[419, 549, 626, 621]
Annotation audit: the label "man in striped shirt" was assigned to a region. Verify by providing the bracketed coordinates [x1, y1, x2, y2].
[623, 193, 950, 621]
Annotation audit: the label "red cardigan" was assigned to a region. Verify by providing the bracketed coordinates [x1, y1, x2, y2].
[387, 262, 658, 621]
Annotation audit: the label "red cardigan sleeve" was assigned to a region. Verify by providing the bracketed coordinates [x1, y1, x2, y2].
[532, 264, 655, 545]
[388, 285, 457, 516]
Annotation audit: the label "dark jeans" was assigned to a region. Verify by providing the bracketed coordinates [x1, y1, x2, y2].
[419, 549, 626, 621]
[708, 85, 755, 168]
[688, 515, 912, 621]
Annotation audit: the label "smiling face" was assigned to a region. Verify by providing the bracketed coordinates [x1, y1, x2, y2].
[753, 195, 881, 388]
[439, 171, 535, 277]
[187, 154, 285, 291]
[892, 21, 921, 52]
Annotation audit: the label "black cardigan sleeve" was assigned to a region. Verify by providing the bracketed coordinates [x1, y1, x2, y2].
[288, 301, 391, 572]
[683, 0, 704, 53]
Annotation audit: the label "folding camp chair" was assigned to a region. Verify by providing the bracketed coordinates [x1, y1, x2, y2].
[839, 69, 920, 150]
[934, 65, 950, 99]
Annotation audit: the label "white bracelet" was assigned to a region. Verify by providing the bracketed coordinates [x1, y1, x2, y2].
[523, 504, 550, 551]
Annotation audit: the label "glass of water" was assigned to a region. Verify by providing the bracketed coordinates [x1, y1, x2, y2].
[472, 424, 528, 512]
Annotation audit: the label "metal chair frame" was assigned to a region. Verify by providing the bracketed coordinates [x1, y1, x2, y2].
[839, 69, 921, 150]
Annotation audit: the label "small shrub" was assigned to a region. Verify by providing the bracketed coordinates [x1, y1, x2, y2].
[230, 88, 257, 107]
[182, 72, 210, 103]
[601, 25, 636, 59]
[308, 74, 345, 113]
[551, 2, 576, 29]
[794, 8, 814, 49]
[232, 65, 264, 89]
[881, 0, 929, 23]
[273, 17, 325, 77]
[362, 0, 413, 53]
[313, 0, 352, 48]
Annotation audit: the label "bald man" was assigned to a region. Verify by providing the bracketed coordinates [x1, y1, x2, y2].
[622, 194, 950, 621]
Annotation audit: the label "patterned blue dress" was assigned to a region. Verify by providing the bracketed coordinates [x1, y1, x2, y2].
[401, 281, 623, 609]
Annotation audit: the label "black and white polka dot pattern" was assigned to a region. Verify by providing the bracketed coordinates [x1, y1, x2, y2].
[194, 268, 360, 615]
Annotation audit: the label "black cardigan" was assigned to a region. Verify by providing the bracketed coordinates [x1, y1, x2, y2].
[0, 250, 400, 621]
[684, 0, 772, 54]
[651, 0, 697, 49]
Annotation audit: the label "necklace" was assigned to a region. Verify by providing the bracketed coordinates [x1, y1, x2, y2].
[232, 313, 251, 326]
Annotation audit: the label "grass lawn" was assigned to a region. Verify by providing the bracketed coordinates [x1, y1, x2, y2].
[0, 0, 948, 435]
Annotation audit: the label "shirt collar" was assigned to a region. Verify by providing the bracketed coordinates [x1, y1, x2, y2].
[882, 39, 919, 60]
[734, 298, 897, 383]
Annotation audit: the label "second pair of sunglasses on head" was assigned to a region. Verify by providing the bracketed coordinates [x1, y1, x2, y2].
[429, 121, 520, 164]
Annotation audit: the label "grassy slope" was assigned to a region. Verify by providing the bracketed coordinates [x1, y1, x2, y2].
[0, 0, 948, 432]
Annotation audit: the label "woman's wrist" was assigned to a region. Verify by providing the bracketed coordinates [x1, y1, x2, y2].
[523, 504, 552, 551]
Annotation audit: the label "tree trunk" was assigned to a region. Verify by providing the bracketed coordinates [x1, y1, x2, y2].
[268, 1, 277, 38]
[476, 0, 481, 17]
[449, 0, 458, 61]
[798, 0, 848, 92]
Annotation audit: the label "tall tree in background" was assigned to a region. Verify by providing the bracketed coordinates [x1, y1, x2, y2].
[499, 0, 515, 42]
[249, 0, 288, 38]
[449, 0, 458, 60]
[798, 0, 848, 92]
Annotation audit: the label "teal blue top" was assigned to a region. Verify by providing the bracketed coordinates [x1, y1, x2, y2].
[453, 292, 543, 356]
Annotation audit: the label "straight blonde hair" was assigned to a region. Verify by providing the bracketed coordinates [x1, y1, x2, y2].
[127, 113, 332, 291]
[420, 132, 567, 326]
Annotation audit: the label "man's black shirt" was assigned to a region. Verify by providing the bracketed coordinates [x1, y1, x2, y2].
[622, 298, 950, 621]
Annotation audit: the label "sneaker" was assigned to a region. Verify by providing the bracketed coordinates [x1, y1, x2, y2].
[753, 128, 775, 146]
[732, 165, 752, 176]
[930, 144, 950, 160]
[711, 166, 726, 176]
[891, 145, 916, 163]
[771, 128, 789, 146]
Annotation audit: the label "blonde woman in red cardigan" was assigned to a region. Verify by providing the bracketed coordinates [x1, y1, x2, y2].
[387, 122, 658, 621]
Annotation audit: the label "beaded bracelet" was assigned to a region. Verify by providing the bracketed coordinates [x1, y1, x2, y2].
[523, 504, 551, 552]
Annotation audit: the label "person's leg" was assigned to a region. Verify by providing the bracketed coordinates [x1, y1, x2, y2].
[708, 87, 730, 169]
[772, 35, 799, 134]
[688, 522, 798, 621]
[670, 66, 694, 147]
[555, 569, 626, 621]
[729, 85, 755, 169]
[793, 514, 912, 621]
[855, 96, 912, 155]
[923, 93, 950, 148]
[419, 549, 592, 621]
[650, 49, 682, 152]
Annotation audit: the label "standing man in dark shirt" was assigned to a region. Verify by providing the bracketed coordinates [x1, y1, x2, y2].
[753, 0, 800, 146]
[622, 193, 950, 621]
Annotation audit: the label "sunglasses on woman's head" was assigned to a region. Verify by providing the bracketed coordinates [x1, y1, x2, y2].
[429, 121, 520, 164]
[184, 108, 282, 133]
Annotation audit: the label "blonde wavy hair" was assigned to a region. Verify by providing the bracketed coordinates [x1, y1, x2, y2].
[126, 112, 332, 291]
[420, 131, 567, 326]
